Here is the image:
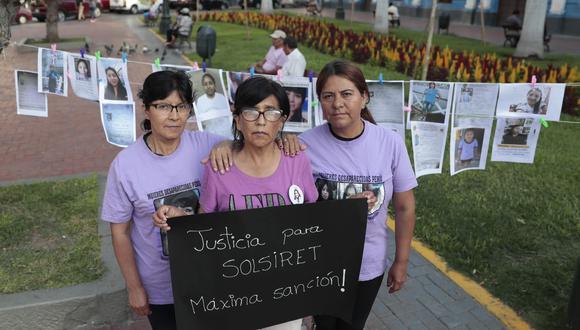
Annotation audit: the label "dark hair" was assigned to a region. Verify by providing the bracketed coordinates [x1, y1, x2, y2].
[138, 70, 194, 131]
[75, 58, 91, 77]
[202, 73, 216, 84]
[283, 36, 298, 49]
[315, 179, 336, 201]
[342, 183, 357, 199]
[232, 76, 290, 148]
[316, 60, 376, 124]
[285, 87, 306, 122]
[527, 87, 543, 114]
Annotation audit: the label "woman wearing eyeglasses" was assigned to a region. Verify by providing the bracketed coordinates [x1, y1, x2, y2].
[100, 71, 225, 330]
[154, 76, 318, 330]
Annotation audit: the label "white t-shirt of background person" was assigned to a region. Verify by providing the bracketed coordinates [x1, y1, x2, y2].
[196, 92, 229, 117]
[281, 48, 307, 77]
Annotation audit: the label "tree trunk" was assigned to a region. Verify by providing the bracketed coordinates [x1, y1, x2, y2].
[46, 0, 60, 43]
[0, 0, 18, 49]
[261, 0, 273, 14]
[373, 0, 388, 34]
[421, 0, 437, 80]
[514, 0, 547, 59]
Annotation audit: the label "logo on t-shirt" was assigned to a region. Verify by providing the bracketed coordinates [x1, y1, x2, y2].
[288, 184, 304, 205]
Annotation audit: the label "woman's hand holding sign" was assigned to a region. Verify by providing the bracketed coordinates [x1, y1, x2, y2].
[153, 205, 186, 231]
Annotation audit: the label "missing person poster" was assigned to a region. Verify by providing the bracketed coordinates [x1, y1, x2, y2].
[167, 199, 368, 330]
[495, 83, 565, 121]
[37, 48, 68, 96]
[491, 117, 541, 164]
[411, 122, 448, 177]
[67, 54, 99, 101]
[99, 101, 136, 148]
[15, 70, 48, 117]
[366, 81, 405, 139]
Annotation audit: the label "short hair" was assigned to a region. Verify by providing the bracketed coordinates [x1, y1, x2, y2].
[232, 76, 290, 147]
[202, 73, 216, 84]
[283, 36, 298, 50]
[138, 71, 194, 131]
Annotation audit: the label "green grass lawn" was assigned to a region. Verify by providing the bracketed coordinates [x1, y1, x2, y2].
[0, 176, 104, 294]
[178, 19, 579, 329]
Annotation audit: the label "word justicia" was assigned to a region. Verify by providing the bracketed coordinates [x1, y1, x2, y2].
[186, 226, 266, 252]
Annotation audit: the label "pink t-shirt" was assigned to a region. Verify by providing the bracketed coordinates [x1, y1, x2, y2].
[200, 151, 318, 212]
[262, 46, 287, 72]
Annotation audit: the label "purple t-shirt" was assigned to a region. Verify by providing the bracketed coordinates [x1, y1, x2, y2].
[299, 121, 417, 281]
[459, 138, 478, 161]
[200, 151, 318, 212]
[101, 131, 223, 304]
[262, 46, 287, 72]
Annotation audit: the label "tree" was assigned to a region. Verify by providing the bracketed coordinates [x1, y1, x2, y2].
[514, 0, 547, 59]
[421, 0, 437, 80]
[261, 0, 273, 13]
[45, 0, 60, 43]
[373, 0, 389, 33]
[0, 0, 19, 52]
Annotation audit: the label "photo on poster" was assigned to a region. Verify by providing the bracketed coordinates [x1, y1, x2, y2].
[315, 179, 385, 215]
[452, 83, 498, 128]
[15, 70, 48, 117]
[367, 80, 405, 138]
[99, 101, 136, 148]
[152, 63, 195, 74]
[496, 83, 565, 121]
[226, 71, 252, 103]
[450, 127, 491, 175]
[189, 69, 230, 119]
[37, 48, 67, 96]
[279, 76, 312, 133]
[67, 54, 99, 101]
[97, 57, 132, 102]
[408, 81, 452, 125]
[491, 117, 541, 164]
[410, 122, 448, 177]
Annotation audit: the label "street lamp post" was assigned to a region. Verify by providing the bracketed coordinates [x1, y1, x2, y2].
[159, 0, 171, 35]
[335, 0, 345, 19]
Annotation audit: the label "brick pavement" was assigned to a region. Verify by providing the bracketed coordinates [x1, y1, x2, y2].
[2, 13, 510, 329]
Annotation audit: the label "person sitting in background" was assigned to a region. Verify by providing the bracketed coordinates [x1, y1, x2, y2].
[144, 0, 162, 26]
[166, 7, 193, 48]
[281, 36, 306, 77]
[504, 9, 522, 30]
[388, 2, 400, 27]
[254, 30, 287, 75]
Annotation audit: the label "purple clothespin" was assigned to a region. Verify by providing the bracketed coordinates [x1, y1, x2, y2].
[80, 48, 85, 58]
[308, 70, 313, 83]
[202, 60, 206, 73]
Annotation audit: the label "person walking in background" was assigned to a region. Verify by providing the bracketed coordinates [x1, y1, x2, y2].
[281, 36, 307, 77]
[77, 0, 85, 20]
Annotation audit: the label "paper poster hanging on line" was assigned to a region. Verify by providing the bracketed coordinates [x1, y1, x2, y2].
[37, 48, 68, 97]
[167, 199, 368, 330]
[407, 81, 453, 129]
[67, 54, 99, 101]
[411, 122, 448, 177]
[366, 80, 405, 139]
[491, 117, 541, 164]
[151, 63, 196, 74]
[495, 83, 565, 121]
[97, 57, 133, 102]
[15, 70, 48, 117]
[279, 76, 312, 133]
[99, 101, 136, 148]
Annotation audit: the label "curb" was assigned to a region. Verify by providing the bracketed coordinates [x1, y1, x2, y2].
[387, 218, 532, 330]
[0, 174, 134, 330]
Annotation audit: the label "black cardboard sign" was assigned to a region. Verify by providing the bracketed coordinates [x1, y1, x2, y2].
[167, 199, 368, 330]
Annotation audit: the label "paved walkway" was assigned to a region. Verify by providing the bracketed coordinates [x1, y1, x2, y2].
[285, 7, 580, 56]
[3, 13, 508, 330]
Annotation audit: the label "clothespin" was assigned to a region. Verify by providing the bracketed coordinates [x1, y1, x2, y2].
[51, 43, 57, 52]
[308, 70, 313, 83]
[379, 72, 383, 84]
[276, 69, 282, 81]
[403, 106, 412, 112]
[531, 75, 537, 88]
[540, 118, 549, 128]
[122, 51, 127, 63]
[192, 61, 199, 71]
[236, 72, 241, 80]
[202, 60, 206, 73]
[312, 100, 319, 107]
[154, 57, 161, 70]
[95, 50, 101, 61]
[50, 44, 57, 65]
[80, 48, 85, 58]
[250, 66, 255, 78]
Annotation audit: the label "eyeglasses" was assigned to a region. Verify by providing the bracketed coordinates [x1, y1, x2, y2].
[149, 103, 192, 115]
[240, 108, 284, 122]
